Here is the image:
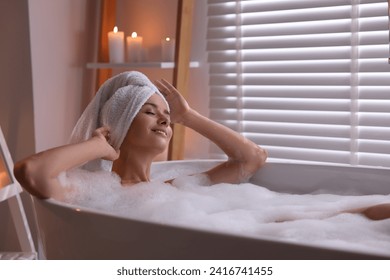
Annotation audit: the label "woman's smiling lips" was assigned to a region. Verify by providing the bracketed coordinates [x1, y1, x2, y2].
[151, 128, 168, 137]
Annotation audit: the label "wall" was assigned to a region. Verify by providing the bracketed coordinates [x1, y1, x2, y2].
[0, 1, 100, 156]
[28, 0, 99, 152]
[0, 0, 35, 162]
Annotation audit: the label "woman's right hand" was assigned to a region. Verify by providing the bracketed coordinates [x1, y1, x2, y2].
[92, 126, 120, 161]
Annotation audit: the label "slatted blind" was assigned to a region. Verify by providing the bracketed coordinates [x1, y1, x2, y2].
[207, 0, 390, 167]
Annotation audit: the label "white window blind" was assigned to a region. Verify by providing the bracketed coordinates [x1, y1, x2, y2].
[207, 0, 390, 167]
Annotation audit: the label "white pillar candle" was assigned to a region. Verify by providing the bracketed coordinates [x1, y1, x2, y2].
[108, 26, 124, 63]
[126, 32, 143, 62]
[161, 37, 175, 62]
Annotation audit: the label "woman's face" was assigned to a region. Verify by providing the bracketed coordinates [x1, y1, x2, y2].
[121, 94, 172, 154]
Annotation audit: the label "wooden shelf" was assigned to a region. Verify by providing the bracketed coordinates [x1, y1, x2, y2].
[86, 61, 200, 69]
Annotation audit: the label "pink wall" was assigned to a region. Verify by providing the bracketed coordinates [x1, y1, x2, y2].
[28, 0, 99, 152]
[0, 0, 35, 162]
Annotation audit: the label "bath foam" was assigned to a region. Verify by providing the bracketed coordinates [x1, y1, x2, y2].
[57, 168, 390, 257]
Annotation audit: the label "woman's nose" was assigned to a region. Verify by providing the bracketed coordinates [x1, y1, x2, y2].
[158, 115, 170, 126]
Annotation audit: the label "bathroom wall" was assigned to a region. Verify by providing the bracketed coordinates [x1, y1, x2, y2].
[28, 0, 99, 153]
[0, 0, 35, 162]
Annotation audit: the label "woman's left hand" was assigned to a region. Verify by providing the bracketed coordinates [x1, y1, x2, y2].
[155, 79, 191, 124]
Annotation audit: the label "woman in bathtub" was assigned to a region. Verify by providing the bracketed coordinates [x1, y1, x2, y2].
[14, 71, 266, 196]
[14, 71, 390, 221]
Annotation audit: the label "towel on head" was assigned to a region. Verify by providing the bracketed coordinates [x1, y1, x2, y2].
[69, 71, 169, 171]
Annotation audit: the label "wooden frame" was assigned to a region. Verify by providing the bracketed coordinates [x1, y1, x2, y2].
[169, 0, 194, 160]
[388, 0, 390, 64]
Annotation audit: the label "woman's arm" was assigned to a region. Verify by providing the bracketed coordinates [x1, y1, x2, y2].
[14, 127, 119, 199]
[155, 79, 267, 184]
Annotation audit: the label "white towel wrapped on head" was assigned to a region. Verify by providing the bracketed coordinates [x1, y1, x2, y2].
[69, 71, 169, 171]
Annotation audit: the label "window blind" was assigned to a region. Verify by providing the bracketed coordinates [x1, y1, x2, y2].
[207, 0, 390, 167]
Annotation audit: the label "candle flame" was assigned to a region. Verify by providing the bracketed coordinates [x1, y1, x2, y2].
[113, 26, 118, 33]
[165, 37, 171, 42]
[131, 32, 138, 38]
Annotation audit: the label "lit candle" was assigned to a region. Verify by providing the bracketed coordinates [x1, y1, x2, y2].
[161, 37, 175, 62]
[108, 26, 124, 63]
[126, 32, 143, 62]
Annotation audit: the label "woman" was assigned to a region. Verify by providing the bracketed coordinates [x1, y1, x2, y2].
[14, 71, 389, 220]
[14, 71, 266, 199]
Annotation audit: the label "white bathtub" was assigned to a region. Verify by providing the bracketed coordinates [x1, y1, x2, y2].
[32, 160, 390, 259]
